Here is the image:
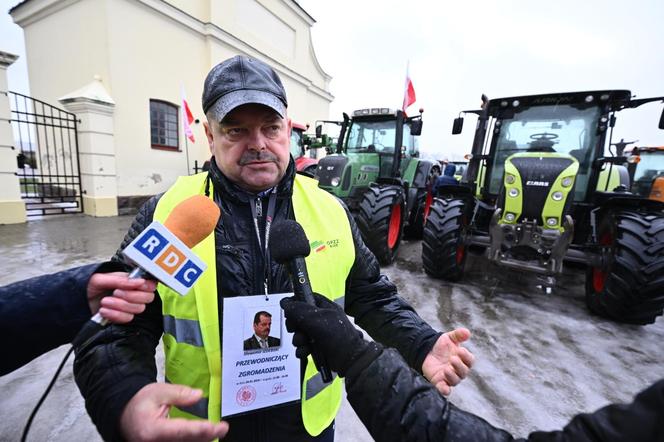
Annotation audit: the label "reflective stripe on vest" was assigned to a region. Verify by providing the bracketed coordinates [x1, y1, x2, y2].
[163, 315, 204, 347]
[153, 172, 355, 435]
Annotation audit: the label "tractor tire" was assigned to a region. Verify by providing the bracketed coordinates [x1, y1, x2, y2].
[404, 187, 433, 239]
[585, 210, 664, 325]
[422, 198, 467, 280]
[357, 185, 405, 265]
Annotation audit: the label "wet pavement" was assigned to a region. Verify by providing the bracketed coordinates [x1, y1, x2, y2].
[1, 214, 663, 441]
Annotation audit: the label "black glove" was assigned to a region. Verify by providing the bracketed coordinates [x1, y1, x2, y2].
[280, 293, 382, 377]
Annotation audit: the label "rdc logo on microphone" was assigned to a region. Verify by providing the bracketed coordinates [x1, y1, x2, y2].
[123, 221, 207, 296]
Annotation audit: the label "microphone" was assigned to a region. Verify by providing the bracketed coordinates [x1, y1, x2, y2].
[72, 195, 220, 347]
[270, 220, 333, 383]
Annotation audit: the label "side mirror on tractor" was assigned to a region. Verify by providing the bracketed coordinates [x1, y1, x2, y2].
[410, 120, 423, 136]
[315, 125, 323, 138]
[452, 117, 464, 135]
[658, 108, 664, 130]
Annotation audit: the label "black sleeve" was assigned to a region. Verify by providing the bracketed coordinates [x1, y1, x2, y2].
[74, 197, 164, 442]
[0, 263, 98, 375]
[342, 204, 441, 373]
[346, 348, 516, 442]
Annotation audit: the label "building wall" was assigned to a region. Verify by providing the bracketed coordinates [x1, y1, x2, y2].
[11, 0, 332, 199]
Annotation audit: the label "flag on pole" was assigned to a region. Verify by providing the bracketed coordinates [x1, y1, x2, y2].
[402, 62, 416, 116]
[181, 85, 195, 143]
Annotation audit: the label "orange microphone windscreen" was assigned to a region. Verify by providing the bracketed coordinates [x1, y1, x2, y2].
[164, 195, 220, 249]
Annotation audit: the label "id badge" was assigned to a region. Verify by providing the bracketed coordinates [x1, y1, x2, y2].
[221, 293, 300, 417]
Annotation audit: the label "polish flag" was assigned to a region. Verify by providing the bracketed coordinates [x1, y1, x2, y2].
[181, 85, 195, 143]
[402, 63, 416, 116]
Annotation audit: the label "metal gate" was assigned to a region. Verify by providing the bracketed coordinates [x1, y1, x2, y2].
[9, 91, 83, 216]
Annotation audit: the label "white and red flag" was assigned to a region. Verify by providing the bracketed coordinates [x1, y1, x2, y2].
[402, 62, 416, 116]
[181, 85, 195, 143]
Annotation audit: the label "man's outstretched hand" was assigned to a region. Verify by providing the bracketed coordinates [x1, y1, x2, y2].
[422, 328, 474, 396]
[87, 272, 156, 323]
[120, 383, 229, 442]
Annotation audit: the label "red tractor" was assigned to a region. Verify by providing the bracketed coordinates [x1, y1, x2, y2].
[291, 122, 318, 174]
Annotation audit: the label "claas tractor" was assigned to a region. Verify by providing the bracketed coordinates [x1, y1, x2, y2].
[422, 90, 664, 325]
[315, 108, 440, 264]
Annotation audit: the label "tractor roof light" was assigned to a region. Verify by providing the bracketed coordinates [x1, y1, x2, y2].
[546, 217, 558, 226]
[585, 95, 594, 103]
[464, 153, 473, 160]
[561, 177, 574, 187]
[508, 188, 519, 197]
[552, 191, 564, 201]
[512, 100, 520, 107]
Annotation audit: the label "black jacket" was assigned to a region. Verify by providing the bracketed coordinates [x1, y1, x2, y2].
[347, 347, 664, 442]
[1, 263, 99, 375]
[74, 159, 441, 442]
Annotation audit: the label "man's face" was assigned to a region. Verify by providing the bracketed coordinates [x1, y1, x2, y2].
[253, 314, 272, 339]
[205, 103, 291, 192]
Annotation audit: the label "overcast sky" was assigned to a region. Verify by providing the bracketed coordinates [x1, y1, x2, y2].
[2, 0, 663, 159]
[298, 0, 664, 159]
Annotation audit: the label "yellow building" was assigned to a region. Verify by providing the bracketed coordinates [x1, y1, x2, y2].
[3, 0, 331, 220]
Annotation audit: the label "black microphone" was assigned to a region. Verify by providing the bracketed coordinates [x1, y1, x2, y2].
[270, 220, 333, 383]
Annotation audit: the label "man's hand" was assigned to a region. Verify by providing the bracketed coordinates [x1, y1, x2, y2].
[87, 272, 156, 323]
[422, 328, 474, 396]
[120, 383, 229, 442]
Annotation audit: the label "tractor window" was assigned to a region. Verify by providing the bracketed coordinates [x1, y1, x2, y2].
[402, 123, 414, 154]
[488, 105, 602, 201]
[290, 129, 303, 159]
[347, 120, 396, 154]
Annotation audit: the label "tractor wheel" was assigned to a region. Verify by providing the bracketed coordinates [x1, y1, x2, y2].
[357, 185, 405, 265]
[404, 187, 433, 239]
[585, 210, 664, 325]
[422, 198, 467, 280]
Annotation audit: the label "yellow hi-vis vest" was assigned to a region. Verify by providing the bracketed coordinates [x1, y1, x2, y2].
[153, 172, 355, 436]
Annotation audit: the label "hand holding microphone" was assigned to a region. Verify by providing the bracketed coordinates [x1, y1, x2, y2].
[73, 195, 220, 347]
[270, 220, 333, 382]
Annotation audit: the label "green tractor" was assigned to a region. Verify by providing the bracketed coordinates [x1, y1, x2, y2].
[422, 90, 664, 325]
[315, 108, 439, 264]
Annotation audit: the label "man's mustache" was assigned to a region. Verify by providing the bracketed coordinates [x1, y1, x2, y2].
[238, 151, 279, 165]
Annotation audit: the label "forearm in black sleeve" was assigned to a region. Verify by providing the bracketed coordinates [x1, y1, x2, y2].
[1, 264, 98, 375]
[346, 348, 516, 442]
[74, 198, 164, 441]
[342, 206, 441, 372]
[74, 295, 163, 442]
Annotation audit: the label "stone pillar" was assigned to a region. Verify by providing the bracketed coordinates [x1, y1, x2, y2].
[0, 50, 27, 224]
[59, 76, 118, 217]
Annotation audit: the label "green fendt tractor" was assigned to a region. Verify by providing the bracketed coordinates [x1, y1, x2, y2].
[315, 108, 439, 264]
[422, 90, 664, 324]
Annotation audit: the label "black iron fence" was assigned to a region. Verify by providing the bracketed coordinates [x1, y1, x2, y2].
[9, 91, 83, 216]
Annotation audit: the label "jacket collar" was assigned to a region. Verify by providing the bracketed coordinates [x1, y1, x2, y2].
[208, 156, 295, 204]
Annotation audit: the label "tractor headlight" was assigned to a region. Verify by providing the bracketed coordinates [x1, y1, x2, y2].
[561, 177, 573, 187]
[505, 174, 516, 184]
[546, 217, 558, 226]
[552, 191, 564, 201]
[508, 188, 519, 197]
[505, 212, 516, 222]
[331, 177, 341, 187]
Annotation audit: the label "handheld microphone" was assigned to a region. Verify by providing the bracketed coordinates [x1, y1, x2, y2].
[270, 220, 333, 383]
[72, 195, 220, 347]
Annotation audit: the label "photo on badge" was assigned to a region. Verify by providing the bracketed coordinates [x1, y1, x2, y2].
[243, 307, 282, 353]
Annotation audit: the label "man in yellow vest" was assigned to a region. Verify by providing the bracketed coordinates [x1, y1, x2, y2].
[74, 55, 474, 442]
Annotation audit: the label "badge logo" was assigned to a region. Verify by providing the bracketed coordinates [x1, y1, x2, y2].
[236, 385, 256, 406]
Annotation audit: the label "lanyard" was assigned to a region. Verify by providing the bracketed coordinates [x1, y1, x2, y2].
[249, 188, 277, 295]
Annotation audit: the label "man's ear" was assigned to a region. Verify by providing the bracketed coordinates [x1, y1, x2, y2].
[203, 121, 215, 154]
[287, 118, 292, 137]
